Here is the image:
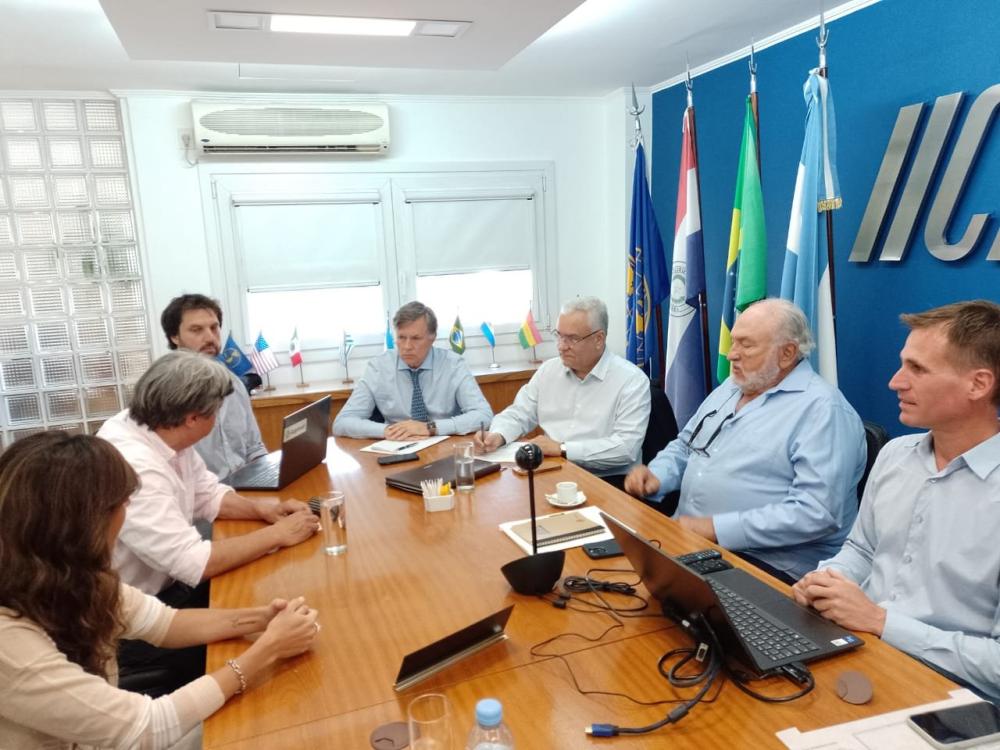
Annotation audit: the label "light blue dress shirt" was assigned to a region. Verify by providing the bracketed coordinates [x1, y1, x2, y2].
[646, 359, 865, 580]
[195, 371, 267, 478]
[332, 347, 493, 439]
[820, 430, 1000, 703]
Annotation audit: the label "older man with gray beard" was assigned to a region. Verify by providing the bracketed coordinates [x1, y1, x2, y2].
[625, 299, 865, 584]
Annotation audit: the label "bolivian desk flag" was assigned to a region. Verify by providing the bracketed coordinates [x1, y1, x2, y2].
[518, 309, 543, 348]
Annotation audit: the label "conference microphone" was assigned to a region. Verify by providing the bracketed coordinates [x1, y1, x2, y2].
[500, 443, 565, 595]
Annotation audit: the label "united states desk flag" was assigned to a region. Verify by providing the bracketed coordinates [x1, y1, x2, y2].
[625, 142, 669, 382]
[780, 70, 842, 385]
[717, 96, 767, 383]
[247, 332, 279, 375]
[450, 316, 465, 355]
[665, 104, 708, 429]
[218, 333, 252, 377]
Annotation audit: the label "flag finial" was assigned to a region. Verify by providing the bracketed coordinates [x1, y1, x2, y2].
[628, 82, 645, 148]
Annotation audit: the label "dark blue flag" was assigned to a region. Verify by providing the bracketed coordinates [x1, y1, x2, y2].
[626, 143, 669, 382]
[218, 332, 252, 377]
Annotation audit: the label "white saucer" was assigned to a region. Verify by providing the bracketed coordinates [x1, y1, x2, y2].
[545, 490, 587, 508]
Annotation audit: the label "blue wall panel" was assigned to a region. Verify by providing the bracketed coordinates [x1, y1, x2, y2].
[651, 0, 1000, 435]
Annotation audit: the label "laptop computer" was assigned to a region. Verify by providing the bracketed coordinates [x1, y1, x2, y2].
[394, 605, 513, 691]
[385, 455, 501, 494]
[225, 396, 331, 491]
[602, 513, 863, 677]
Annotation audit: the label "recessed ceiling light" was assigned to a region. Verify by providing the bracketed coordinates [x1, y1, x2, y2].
[209, 11, 470, 38]
[270, 14, 417, 37]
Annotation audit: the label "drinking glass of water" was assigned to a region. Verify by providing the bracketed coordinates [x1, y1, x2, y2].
[454, 441, 475, 492]
[408, 693, 453, 749]
[319, 490, 347, 556]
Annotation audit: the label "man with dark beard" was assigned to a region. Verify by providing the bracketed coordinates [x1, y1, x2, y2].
[625, 299, 865, 584]
[160, 294, 267, 478]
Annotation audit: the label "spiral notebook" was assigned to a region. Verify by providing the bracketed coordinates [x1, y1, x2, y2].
[499, 505, 615, 554]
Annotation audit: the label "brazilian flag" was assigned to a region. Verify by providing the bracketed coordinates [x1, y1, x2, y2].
[449, 316, 465, 355]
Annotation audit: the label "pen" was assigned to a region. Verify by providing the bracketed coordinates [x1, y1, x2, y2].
[395, 442, 418, 452]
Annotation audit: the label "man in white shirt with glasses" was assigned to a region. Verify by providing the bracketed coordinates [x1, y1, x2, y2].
[475, 296, 650, 478]
[625, 298, 865, 584]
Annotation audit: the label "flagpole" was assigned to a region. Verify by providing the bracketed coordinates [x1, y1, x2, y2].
[261, 370, 275, 392]
[296, 366, 308, 388]
[684, 70, 713, 397]
[817, 12, 838, 331]
[749, 42, 762, 175]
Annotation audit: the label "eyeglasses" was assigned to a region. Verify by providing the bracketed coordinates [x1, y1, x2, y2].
[683, 409, 734, 456]
[554, 329, 601, 348]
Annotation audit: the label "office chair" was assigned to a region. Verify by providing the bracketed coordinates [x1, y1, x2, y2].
[604, 381, 681, 516]
[858, 420, 889, 503]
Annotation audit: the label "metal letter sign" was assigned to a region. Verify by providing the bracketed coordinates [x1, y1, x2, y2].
[850, 83, 1000, 263]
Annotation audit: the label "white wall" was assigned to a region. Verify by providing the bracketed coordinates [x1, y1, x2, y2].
[122, 91, 644, 383]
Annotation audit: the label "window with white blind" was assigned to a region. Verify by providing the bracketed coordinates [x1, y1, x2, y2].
[205, 166, 555, 351]
[0, 98, 151, 447]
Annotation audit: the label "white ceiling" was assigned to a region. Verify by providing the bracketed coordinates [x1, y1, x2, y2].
[1, 0, 848, 97]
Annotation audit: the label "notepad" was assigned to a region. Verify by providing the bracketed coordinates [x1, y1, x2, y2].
[500, 506, 615, 555]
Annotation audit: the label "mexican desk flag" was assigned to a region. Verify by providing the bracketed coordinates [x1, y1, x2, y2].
[717, 97, 767, 383]
[289, 327, 303, 367]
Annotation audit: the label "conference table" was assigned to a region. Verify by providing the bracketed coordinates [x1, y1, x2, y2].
[205, 437, 957, 749]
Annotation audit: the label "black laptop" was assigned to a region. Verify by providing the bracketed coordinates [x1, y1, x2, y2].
[602, 514, 863, 677]
[224, 396, 331, 491]
[385, 455, 501, 494]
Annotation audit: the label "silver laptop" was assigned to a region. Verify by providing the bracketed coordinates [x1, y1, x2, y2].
[225, 396, 331, 490]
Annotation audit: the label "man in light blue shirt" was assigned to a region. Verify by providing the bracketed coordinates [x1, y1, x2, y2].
[794, 300, 1000, 702]
[333, 301, 492, 439]
[625, 299, 865, 582]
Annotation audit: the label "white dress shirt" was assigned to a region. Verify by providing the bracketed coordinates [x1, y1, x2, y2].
[489, 348, 651, 476]
[820, 430, 1000, 702]
[98, 410, 230, 594]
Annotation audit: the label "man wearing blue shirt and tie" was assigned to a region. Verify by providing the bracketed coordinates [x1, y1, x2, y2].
[794, 300, 1000, 703]
[625, 298, 865, 584]
[333, 301, 493, 439]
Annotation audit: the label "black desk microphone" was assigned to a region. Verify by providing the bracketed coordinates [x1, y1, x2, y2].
[500, 443, 565, 595]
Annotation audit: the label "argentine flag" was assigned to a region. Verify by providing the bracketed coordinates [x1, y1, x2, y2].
[780, 70, 842, 385]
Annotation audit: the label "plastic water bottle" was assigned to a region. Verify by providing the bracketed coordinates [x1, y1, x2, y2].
[466, 698, 514, 750]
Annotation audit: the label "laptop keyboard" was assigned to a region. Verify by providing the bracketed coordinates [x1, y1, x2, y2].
[254, 461, 281, 484]
[707, 578, 819, 662]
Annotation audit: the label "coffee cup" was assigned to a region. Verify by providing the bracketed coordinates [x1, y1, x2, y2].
[555, 481, 578, 504]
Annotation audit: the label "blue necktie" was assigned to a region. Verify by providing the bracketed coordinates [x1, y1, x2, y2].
[409, 369, 428, 422]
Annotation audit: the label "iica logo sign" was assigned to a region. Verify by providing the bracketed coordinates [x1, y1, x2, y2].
[850, 83, 1000, 263]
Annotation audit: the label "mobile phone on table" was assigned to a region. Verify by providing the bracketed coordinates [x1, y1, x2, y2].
[906, 702, 1000, 749]
[583, 540, 623, 559]
[377, 452, 419, 466]
[512, 461, 562, 476]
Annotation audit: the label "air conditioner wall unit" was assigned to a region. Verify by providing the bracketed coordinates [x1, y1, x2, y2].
[191, 101, 390, 155]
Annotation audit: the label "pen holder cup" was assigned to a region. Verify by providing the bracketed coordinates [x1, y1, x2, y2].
[423, 490, 455, 512]
[501, 549, 565, 595]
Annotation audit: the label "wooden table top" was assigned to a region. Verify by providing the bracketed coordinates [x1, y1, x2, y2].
[205, 437, 956, 749]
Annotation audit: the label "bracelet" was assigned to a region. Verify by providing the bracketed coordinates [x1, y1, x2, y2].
[226, 658, 247, 695]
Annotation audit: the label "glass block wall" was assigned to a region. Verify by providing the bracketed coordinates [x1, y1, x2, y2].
[0, 98, 151, 447]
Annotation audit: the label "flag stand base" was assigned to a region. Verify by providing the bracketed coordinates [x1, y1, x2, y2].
[342, 378, 355, 384]
[488, 362, 500, 369]
[257, 385, 276, 392]
[296, 382, 310, 388]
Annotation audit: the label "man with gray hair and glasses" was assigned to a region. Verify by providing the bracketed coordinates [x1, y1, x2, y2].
[476, 296, 650, 478]
[625, 298, 865, 584]
[99, 350, 320, 601]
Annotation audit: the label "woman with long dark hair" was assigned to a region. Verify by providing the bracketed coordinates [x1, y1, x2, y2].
[0, 432, 320, 748]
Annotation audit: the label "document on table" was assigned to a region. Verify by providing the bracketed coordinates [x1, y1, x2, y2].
[360, 436, 449, 455]
[776, 688, 997, 749]
[500, 505, 628, 555]
[477, 441, 528, 464]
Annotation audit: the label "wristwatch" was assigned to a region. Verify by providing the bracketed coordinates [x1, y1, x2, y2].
[427, 421, 437, 436]
[560, 443, 567, 459]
